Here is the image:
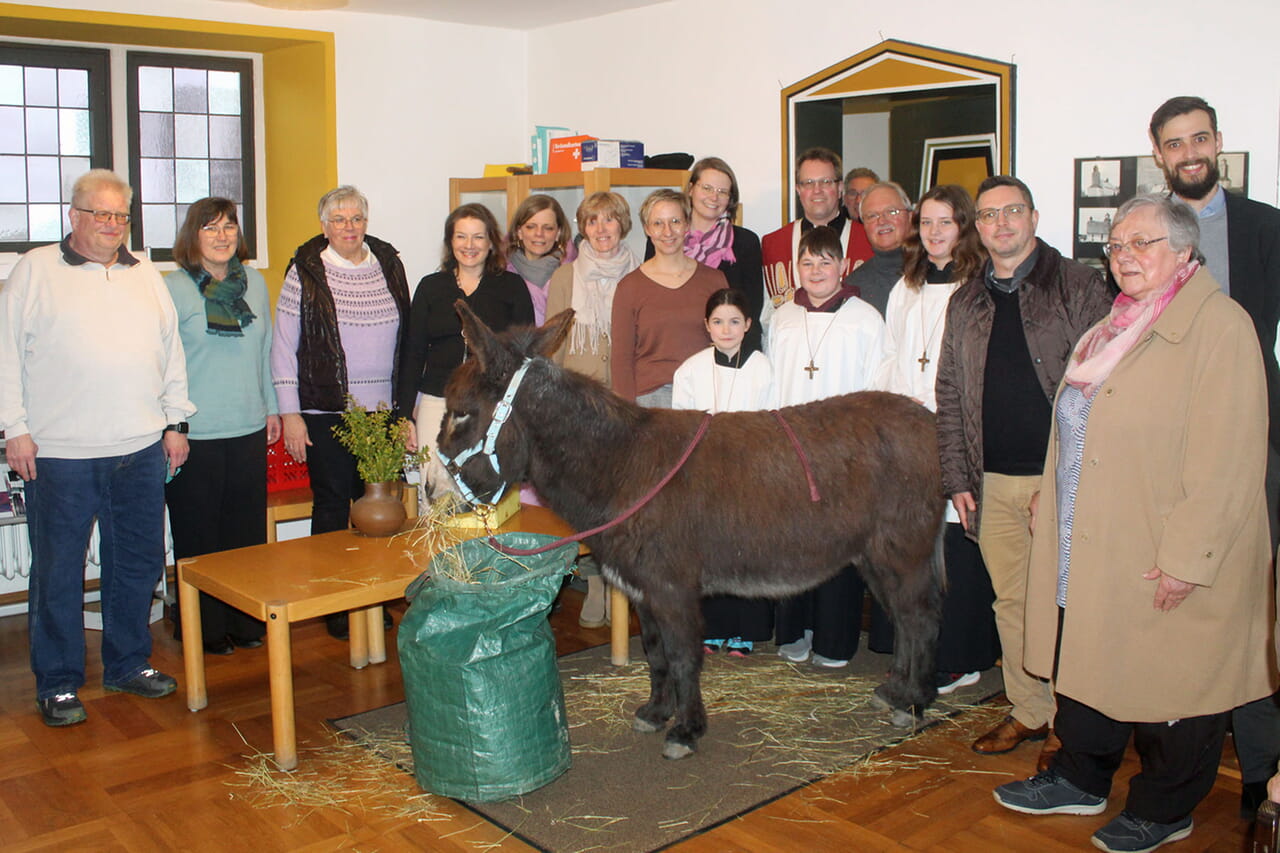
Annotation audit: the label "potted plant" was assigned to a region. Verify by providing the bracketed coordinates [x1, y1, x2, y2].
[332, 397, 427, 536]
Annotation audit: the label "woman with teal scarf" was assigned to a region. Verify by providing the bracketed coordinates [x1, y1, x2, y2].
[164, 197, 280, 655]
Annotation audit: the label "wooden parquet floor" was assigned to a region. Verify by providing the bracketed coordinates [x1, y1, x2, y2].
[0, 589, 1259, 852]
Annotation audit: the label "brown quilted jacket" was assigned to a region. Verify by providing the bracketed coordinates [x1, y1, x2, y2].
[935, 239, 1112, 537]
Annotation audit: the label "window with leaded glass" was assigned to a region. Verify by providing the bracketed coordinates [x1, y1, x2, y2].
[127, 52, 256, 261]
[0, 43, 111, 253]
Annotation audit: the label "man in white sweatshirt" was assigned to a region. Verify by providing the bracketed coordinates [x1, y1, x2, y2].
[0, 169, 195, 727]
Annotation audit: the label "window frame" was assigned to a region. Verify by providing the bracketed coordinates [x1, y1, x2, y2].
[125, 50, 257, 262]
[0, 41, 113, 255]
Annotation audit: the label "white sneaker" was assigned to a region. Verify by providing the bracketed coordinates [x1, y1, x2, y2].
[936, 671, 982, 696]
[777, 629, 812, 662]
[811, 653, 849, 668]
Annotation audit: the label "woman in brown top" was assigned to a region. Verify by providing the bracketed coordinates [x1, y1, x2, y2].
[610, 189, 727, 405]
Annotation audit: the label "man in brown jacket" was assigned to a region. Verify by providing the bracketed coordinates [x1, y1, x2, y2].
[935, 175, 1112, 770]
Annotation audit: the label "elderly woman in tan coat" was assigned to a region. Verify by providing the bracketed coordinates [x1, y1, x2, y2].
[993, 194, 1276, 853]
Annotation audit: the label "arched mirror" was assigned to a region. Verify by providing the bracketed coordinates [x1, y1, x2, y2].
[781, 40, 1015, 221]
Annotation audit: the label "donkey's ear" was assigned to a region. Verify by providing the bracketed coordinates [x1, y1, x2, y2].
[533, 308, 575, 358]
[455, 299, 500, 373]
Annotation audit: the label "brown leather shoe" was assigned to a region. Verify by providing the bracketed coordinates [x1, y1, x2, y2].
[1036, 730, 1062, 773]
[971, 715, 1049, 755]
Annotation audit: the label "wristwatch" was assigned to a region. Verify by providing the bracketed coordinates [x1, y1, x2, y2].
[164, 422, 189, 434]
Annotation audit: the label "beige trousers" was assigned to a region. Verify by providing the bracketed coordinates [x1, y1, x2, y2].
[414, 394, 459, 504]
[977, 472, 1057, 730]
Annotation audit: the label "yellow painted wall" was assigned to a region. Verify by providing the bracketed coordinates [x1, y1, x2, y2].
[0, 2, 338, 300]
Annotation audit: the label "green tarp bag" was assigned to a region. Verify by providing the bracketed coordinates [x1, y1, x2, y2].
[399, 532, 577, 802]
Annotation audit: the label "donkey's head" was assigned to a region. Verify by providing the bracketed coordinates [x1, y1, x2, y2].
[436, 302, 573, 504]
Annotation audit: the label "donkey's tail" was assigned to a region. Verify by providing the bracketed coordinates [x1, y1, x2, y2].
[931, 517, 948, 595]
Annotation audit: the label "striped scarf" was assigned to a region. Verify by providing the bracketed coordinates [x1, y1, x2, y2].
[684, 216, 736, 268]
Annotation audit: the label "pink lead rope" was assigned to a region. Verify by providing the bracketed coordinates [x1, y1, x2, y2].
[485, 408, 820, 557]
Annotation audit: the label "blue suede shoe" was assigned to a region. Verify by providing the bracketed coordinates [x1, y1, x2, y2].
[1091, 811, 1192, 853]
[993, 770, 1107, 816]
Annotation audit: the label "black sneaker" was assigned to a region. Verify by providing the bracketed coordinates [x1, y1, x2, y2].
[37, 692, 87, 727]
[993, 770, 1107, 815]
[1091, 811, 1192, 852]
[105, 668, 177, 698]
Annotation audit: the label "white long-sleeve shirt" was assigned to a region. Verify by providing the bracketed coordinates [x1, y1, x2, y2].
[0, 242, 195, 458]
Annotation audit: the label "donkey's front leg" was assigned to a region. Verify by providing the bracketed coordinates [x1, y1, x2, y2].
[632, 601, 674, 734]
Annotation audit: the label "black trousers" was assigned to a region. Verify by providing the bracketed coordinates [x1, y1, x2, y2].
[301, 412, 363, 535]
[1052, 692, 1228, 824]
[166, 429, 268, 643]
[1231, 444, 1280, 785]
[774, 565, 892, 660]
[935, 522, 1000, 673]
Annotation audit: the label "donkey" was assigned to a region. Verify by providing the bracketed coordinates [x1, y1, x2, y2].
[439, 303, 945, 760]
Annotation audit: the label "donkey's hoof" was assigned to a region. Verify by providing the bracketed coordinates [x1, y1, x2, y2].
[869, 684, 894, 712]
[662, 741, 695, 760]
[889, 708, 918, 729]
[633, 715, 663, 734]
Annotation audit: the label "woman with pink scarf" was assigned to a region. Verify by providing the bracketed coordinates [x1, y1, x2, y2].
[993, 194, 1274, 853]
[645, 157, 764, 354]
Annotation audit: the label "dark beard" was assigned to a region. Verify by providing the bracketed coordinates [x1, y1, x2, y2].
[1165, 157, 1220, 201]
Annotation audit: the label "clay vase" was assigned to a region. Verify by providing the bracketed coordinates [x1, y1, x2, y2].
[350, 481, 406, 537]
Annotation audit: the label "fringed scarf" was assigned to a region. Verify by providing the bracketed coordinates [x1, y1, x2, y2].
[684, 216, 736, 268]
[569, 241, 639, 356]
[1064, 260, 1198, 397]
[193, 257, 256, 337]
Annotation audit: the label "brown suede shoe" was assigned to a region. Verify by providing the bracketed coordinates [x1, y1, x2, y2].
[972, 715, 1049, 755]
[1036, 731, 1062, 773]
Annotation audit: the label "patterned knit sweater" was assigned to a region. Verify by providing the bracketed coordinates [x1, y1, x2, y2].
[271, 248, 402, 413]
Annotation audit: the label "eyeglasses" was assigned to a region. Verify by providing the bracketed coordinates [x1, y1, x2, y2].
[1103, 236, 1168, 258]
[796, 178, 838, 191]
[326, 215, 366, 228]
[976, 204, 1029, 224]
[200, 223, 239, 235]
[696, 183, 731, 197]
[862, 208, 907, 224]
[75, 208, 130, 225]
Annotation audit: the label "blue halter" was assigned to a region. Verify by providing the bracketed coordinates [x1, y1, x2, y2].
[436, 358, 532, 506]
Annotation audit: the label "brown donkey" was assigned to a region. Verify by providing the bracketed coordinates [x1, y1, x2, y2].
[438, 303, 945, 760]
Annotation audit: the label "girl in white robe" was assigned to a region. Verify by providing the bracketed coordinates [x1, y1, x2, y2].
[672, 288, 774, 654]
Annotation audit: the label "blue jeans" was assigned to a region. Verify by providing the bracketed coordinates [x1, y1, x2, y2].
[26, 442, 167, 698]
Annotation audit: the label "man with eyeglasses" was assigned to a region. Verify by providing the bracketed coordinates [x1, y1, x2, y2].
[1149, 95, 1280, 819]
[936, 175, 1112, 771]
[844, 167, 880, 223]
[760, 147, 872, 329]
[844, 182, 914, 317]
[0, 169, 195, 727]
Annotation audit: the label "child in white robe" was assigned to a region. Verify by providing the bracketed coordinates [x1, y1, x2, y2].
[769, 226, 885, 667]
[672, 288, 773, 655]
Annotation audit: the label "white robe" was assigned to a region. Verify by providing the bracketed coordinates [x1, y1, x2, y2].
[671, 348, 773, 414]
[875, 276, 962, 412]
[766, 297, 885, 407]
[875, 275, 963, 523]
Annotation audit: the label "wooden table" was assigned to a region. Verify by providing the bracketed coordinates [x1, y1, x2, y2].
[178, 504, 629, 770]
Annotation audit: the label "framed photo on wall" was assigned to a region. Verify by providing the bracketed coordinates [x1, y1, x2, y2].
[1072, 152, 1249, 269]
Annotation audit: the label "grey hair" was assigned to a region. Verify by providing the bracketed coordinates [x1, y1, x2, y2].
[1112, 193, 1201, 259]
[72, 169, 133, 207]
[317, 185, 369, 221]
[859, 181, 913, 218]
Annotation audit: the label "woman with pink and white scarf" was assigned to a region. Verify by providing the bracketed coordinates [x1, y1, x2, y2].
[994, 194, 1273, 853]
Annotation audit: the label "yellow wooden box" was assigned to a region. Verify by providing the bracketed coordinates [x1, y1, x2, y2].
[442, 489, 521, 530]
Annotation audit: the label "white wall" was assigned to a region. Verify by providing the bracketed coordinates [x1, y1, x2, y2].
[842, 112, 890, 190]
[527, 0, 1280, 251]
[25, 0, 529, 283]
